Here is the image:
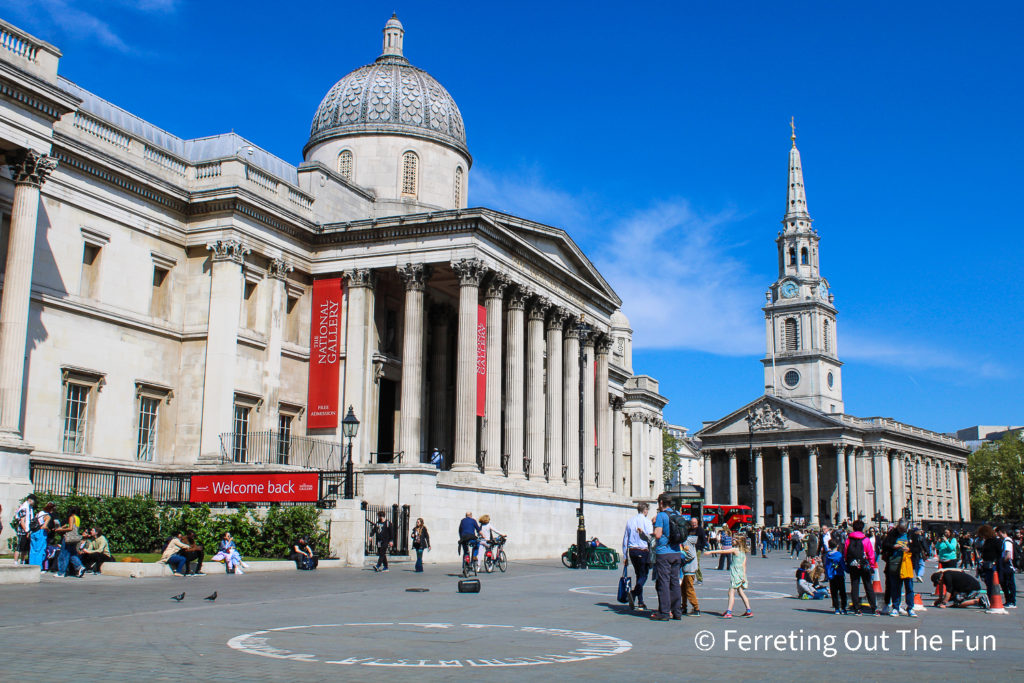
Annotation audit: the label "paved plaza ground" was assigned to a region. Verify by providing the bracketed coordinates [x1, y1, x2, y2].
[2, 552, 1021, 681]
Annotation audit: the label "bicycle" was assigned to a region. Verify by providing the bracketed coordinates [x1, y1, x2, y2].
[461, 538, 479, 578]
[482, 535, 508, 573]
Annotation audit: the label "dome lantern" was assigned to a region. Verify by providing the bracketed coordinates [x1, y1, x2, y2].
[382, 13, 405, 59]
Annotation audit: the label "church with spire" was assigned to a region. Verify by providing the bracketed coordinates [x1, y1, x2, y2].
[696, 126, 969, 528]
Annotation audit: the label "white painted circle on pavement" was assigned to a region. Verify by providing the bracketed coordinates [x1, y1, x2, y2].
[228, 622, 632, 668]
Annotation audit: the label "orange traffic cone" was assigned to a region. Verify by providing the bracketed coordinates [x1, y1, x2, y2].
[913, 590, 928, 612]
[935, 578, 946, 599]
[872, 566, 883, 595]
[987, 570, 1008, 614]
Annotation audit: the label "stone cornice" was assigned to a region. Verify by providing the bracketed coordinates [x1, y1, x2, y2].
[0, 59, 80, 121]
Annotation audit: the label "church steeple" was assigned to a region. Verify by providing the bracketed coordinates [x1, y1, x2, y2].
[762, 123, 844, 414]
[784, 117, 810, 226]
[381, 14, 405, 59]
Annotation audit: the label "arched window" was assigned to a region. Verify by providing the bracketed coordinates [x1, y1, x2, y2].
[800, 247, 809, 265]
[454, 166, 463, 207]
[788, 247, 796, 266]
[784, 318, 799, 351]
[401, 151, 418, 196]
[337, 150, 353, 181]
[823, 319, 831, 353]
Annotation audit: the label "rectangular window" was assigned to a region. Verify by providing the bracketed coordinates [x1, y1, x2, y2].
[232, 404, 250, 463]
[150, 267, 169, 318]
[80, 243, 101, 299]
[62, 383, 90, 454]
[277, 413, 293, 465]
[136, 396, 160, 461]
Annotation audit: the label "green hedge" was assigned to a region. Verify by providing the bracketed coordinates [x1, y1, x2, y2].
[32, 493, 331, 558]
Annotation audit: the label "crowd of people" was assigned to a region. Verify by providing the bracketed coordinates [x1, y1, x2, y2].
[9, 494, 114, 577]
[621, 498, 1022, 620]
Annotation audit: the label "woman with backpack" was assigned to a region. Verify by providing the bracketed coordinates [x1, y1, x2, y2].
[843, 519, 878, 615]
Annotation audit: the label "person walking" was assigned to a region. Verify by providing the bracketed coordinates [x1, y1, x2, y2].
[411, 518, 431, 572]
[717, 527, 733, 570]
[844, 519, 878, 616]
[706, 535, 753, 618]
[790, 528, 802, 559]
[825, 538, 848, 614]
[649, 494, 682, 621]
[621, 502, 653, 611]
[372, 511, 394, 572]
[689, 516, 706, 584]
[682, 525, 701, 616]
[996, 526, 1017, 608]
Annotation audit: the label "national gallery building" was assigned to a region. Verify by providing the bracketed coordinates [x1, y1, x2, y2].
[696, 130, 971, 528]
[0, 16, 667, 558]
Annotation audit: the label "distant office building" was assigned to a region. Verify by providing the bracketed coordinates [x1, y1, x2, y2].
[955, 425, 1023, 451]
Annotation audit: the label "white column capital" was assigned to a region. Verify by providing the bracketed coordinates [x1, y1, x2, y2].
[206, 239, 250, 264]
[7, 149, 57, 187]
[397, 262, 432, 291]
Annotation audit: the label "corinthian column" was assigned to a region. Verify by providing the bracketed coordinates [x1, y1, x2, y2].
[428, 303, 453, 458]
[582, 333, 596, 488]
[199, 238, 250, 458]
[503, 286, 528, 478]
[482, 273, 509, 474]
[525, 297, 550, 480]
[451, 258, 485, 471]
[0, 150, 57, 440]
[595, 336, 613, 489]
[754, 448, 764, 526]
[780, 446, 791, 525]
[342, 268, 376, 464]
[834, 442, 847, 524]
[545, 309, 567, 482]
[728, 448, 738, 505]
[808, 445, 820, 525]
[890, 451, 902, 522]
[397, 263, 431, 461]
[563, 323, 581, 485]
[611, 396, 624, 494]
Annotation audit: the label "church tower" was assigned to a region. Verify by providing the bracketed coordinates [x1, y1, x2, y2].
[761, 121, 844, 413]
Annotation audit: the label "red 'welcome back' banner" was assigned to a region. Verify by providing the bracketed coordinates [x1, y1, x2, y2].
[190, 473, 320, 503]
[308, 278, 343, 429]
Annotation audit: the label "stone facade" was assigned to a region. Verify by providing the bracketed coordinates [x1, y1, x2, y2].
[697, 129, 970, 527]
[0, 17, 667, 556]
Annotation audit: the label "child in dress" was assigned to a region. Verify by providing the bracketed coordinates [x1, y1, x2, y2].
[705, 534, 753, 618]
[211, 532, 249, 574]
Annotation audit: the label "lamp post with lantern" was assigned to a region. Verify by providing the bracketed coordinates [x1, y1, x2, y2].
[342, 406, 359, 499]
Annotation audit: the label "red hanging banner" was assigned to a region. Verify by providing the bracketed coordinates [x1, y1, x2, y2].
[307, 278, 343, 429]
[476, 304, 486, 416]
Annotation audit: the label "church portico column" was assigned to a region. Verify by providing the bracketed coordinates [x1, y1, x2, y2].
[0, 150, 57, 441]
[780, 446, 791, 525]
[482, 273, 509, 474]
[855, 447, 868, 519]
[545, 309, 567, 482]
[199, 239, 250, 458]
[890, 451, 903, 521]
[451, 258, 486, 472]
[341, 268, 376, 465]
[397, 263, 431, 460]
[563, 324, 581, 485]
[595, 337, 612, 489]
[611, 397, 624, 494]
[871, 447, 886, 519]
[754, 448, 764, 526]
[847, 446, 858, 519]
[703, 451, 713, 504]
[808, 445, 820, 525]
[525, 296, 550, 480]
[957, 466, 970, 522]
[503, 286, 528, 478]
[833, 442, 847, 524]
[727, 448, 738, 505]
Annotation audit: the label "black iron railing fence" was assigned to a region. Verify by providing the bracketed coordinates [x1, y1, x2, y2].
[362, 502, 410, 556]
[218, 430, 341, 470]
[30, 461, 355, 507]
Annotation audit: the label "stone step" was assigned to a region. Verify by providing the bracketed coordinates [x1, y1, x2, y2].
[0, 559, 41, 584]
[99, 559, 345, 578]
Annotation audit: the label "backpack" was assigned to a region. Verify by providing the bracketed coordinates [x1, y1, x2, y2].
[667, 512, 686, 547]
[844, 536, 866, 572]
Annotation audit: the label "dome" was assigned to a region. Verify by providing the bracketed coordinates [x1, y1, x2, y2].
[306, 16, 468, 158]
[611, 309, 631, 330]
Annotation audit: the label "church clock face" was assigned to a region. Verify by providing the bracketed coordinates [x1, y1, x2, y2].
[819, 284, 829, 300]
[780, 281, 798, 298]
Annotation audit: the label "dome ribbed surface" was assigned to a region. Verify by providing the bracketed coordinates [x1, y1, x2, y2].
[308, 55, 467, 155]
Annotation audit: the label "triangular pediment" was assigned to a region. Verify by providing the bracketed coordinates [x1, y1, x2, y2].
[481, 210, 621, 306]
[697, 394, 844, 438]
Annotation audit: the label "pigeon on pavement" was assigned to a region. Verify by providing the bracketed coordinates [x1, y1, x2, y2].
[170, 592, 185, 602]
[204, 592, 217, 601]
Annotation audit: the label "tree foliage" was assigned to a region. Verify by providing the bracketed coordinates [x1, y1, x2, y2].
[34, 494, 330, 558]
[663, 430, 683, 486]
[969, 434, 1024, 521]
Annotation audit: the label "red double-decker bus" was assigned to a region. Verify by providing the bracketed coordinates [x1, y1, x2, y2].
[681, 504, 752, 530]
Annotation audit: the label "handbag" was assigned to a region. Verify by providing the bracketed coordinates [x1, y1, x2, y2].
[616, 563, 632, 604]
[898, 551, 914, 579]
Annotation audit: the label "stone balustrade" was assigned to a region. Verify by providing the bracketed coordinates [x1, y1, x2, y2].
[0, 18, 61, 82]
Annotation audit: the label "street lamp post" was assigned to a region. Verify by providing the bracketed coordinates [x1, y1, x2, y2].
[575, 315, 591, 568]
[342, 406, 360, 499]
[904, 455, 914, 524]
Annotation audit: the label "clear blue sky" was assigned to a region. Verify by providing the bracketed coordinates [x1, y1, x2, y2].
[5, 1, 1022, 434]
